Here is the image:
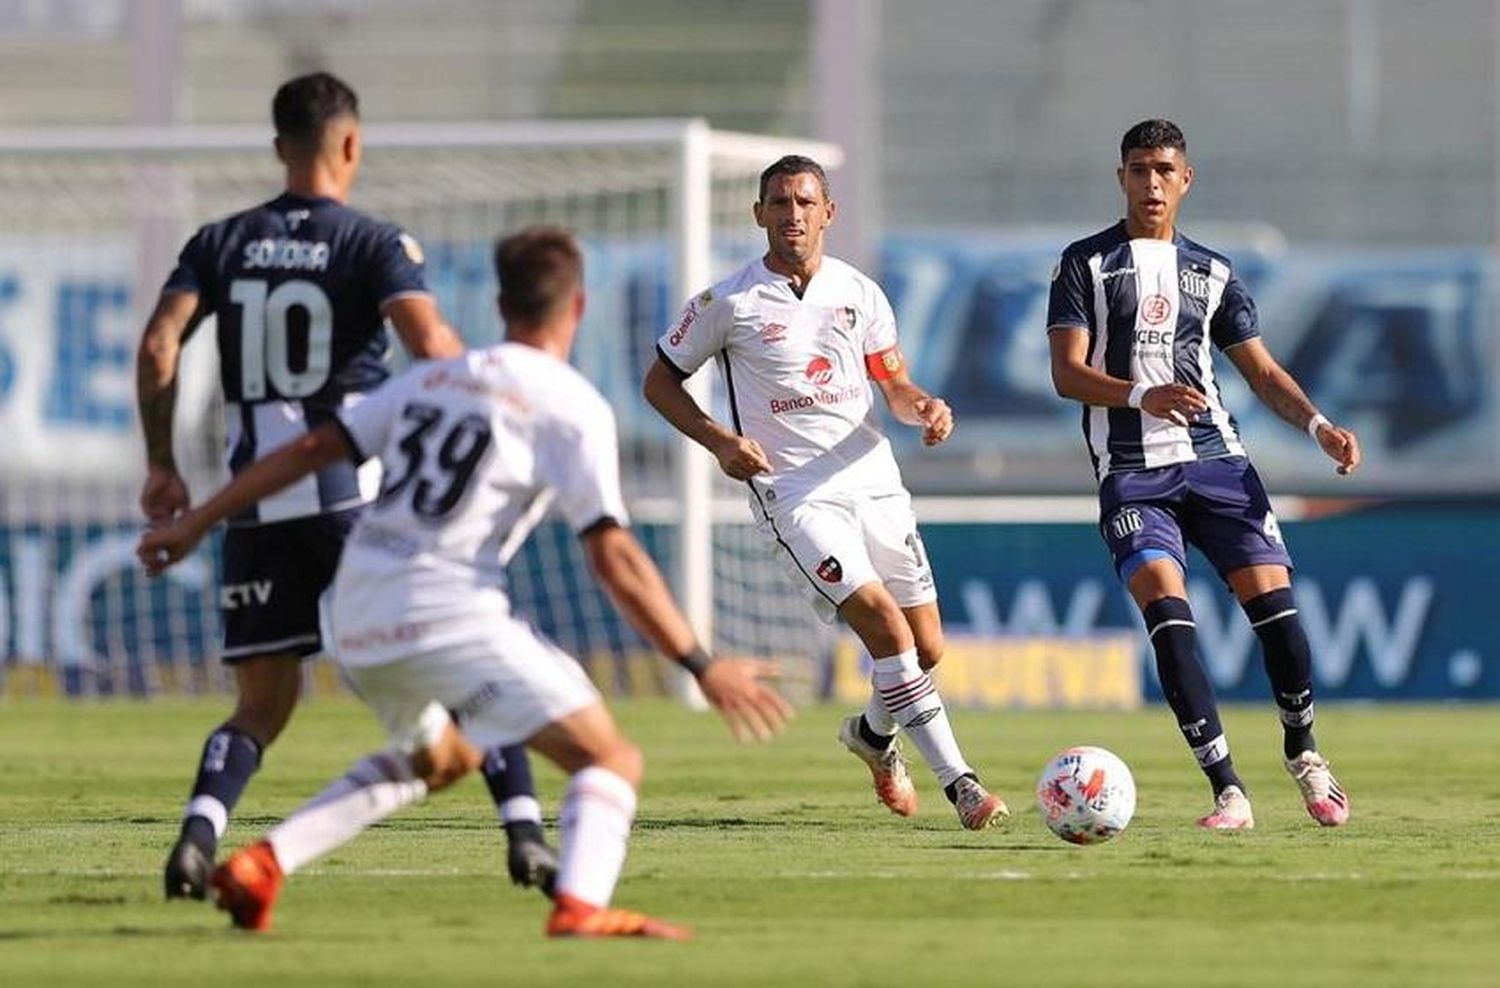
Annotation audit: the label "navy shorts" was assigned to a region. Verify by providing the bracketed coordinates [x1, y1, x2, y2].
[219, 508, 360, 663]
[1097, 457, 1293, 581]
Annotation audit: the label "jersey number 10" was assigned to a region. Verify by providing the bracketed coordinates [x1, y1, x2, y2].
[230, 278, 333, 399]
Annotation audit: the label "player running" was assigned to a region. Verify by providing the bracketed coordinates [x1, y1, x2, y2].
[136, 72, 555, 900]
[644, 155, 1007, 830]
[138, 226, 791, 938]
[1047, 119, 1359, 829]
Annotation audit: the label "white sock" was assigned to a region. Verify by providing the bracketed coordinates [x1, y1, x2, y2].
[554, 766, 637, 908]
[862, 691, 899, 736]
[266, 751, 428, 875]
[872, 649, 971, 788]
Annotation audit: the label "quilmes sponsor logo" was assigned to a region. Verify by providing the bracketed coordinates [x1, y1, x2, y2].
[1180, 268, 1212, 300]
[668, 289, 713, 346]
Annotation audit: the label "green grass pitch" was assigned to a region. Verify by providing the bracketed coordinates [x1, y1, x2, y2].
[2, 696, 1497, 987]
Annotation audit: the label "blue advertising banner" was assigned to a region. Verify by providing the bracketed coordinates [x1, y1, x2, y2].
[921, 501, 1500, 701]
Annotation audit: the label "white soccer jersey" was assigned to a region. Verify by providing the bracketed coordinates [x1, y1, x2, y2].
[656, 256, 906, 518]
[328, 343, 628, 666]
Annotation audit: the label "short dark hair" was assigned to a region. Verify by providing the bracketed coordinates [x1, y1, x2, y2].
[493, 226, 584, 326]
[758, 154, 831, 202]
[1120, 119, 1186, 161]
[272, 72, 359, 153]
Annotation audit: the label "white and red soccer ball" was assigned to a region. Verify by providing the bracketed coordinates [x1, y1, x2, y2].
[1036, 746, 1136, 845]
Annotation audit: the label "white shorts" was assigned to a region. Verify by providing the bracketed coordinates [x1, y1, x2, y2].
[340, 615, 601, 753]
[756, 490, 937, 623]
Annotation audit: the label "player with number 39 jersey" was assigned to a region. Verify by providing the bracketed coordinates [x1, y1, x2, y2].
[328, 344, 628, 667]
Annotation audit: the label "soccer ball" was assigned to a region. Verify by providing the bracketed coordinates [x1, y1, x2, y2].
[1035, 746, 1136, 845]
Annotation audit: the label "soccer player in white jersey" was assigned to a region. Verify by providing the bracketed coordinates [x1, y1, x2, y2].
[644, 155, 1007, 830]
[138, 227, 792, 939]
[1047, 119, 1361, 829]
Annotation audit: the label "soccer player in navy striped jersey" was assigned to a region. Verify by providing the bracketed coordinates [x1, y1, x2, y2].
[136, 72, 556, 899]
[1047, 119, 1360, 829]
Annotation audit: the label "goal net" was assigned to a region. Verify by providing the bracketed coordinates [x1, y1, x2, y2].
[0, 120, 842, 699]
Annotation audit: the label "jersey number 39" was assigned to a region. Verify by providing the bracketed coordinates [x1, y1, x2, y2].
[378, 401, 493, 519]
[230, 278, 333, 399]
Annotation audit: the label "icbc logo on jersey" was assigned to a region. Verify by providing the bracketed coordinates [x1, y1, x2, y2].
[805, 356, 835, 386]
[1141, 294, 1173, 325]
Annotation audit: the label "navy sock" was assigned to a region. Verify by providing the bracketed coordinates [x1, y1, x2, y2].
[1243, 588, 1318, 760]
[857, 714, 894, 751]
[1143, 597, 1244, 796]
[182, 725, 262, 853]
[482, 744, 539, 828]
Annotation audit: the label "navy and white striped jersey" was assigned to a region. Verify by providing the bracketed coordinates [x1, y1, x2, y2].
[1046, 221, 1259, 481]
[164, 192, 431, 525]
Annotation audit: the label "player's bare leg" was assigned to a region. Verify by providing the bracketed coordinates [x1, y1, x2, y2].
[1228, 564, 1349, 827]
[838, 585, 1004, 829]
[529, 704, 691, 940]
[165, 653, 300, 900]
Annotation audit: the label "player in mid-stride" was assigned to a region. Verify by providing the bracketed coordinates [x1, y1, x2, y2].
[1047, 119, 1360, 829]
[136, 72, 556, 900]
[139, 226, 792, 938]
[645, 155, 1007, 830]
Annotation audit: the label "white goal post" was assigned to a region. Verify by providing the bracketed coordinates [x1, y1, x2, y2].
[0, 119, 842, 696]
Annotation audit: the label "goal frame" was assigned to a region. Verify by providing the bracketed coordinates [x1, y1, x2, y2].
[0, 118, 843, 659]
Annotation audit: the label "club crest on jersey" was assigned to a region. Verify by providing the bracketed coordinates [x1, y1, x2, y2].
[1180, 269, 1212, 301]
[1141, 294, 1172, 326]
[804, 355, 835, 386]
[399, 232, 425, 264]
[759, 321, 788, 344]
[1108, 506, 1143, 540]
[834, 306, 857, 332]
[816, 555, 843, 583]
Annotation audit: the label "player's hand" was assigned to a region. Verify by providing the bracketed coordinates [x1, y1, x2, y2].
[140, 466, 190, 524]
[712, 435, 771, 481]
[1142, 384, 1208, 427]
[136, 516, 207, 577]
[913, 397, 953, 446]
[696, 658, 794, 742]
[1315, 421, 1362, 476]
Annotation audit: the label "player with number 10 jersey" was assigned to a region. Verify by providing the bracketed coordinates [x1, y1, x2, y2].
[164, 190, 427, 526]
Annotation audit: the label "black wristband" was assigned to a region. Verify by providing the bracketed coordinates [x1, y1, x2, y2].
[679, 645, 717, 679]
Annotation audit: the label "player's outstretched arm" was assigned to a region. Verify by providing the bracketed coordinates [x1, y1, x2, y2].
[871, 352, 953, 446]
[581, 520, 792, 741]
[137, 423, 355, 575]
[136, 291, 206, 522]
[384, 294, 466, 360]
[1226, 339, 1361, 475]
[643, 357, 770, 480]
[1048, 326, 1209, 426]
